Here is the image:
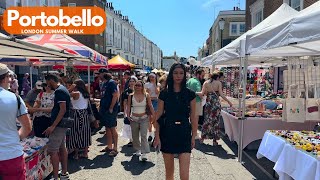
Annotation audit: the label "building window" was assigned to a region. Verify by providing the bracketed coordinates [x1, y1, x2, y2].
[100, 45, 103, 53]
[115, 24, 117, 32]
[229, 22, 246, 36]
[109, 35, 112, 45]
[250, 0, 264, 28]
[254, 10, 263, 26]
[231, 24, 237, 35]
[95, 44, 99, 51]
[132, 57, 134, 63]
[125, 55, 129, 60]
[68, 3, 76, 7]
[289, 0, 302, 11]
[240, 23, 246, 33]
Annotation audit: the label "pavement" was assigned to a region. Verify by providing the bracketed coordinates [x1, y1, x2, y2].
[67, 117, 273, 180]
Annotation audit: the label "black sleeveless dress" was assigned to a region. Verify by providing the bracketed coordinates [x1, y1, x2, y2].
[158, 88, 196, 154]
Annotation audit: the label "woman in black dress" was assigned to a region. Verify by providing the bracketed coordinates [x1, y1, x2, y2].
[154, 63, 197, 180]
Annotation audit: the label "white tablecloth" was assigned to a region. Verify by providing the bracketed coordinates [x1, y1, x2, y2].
[257, 131, 320, 180]
[221, 110, 317, 149]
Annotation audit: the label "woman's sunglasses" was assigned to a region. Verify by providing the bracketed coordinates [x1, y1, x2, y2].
[135, 84, 142, 87]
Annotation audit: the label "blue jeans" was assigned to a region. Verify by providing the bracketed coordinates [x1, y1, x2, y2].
[151, 99, 158, 111]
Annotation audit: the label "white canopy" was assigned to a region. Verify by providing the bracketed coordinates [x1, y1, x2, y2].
[246, 1, 320, 57]
[201, 3, 298, 66]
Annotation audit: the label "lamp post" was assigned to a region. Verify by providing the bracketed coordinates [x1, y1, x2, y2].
[218, 18, 225, 49]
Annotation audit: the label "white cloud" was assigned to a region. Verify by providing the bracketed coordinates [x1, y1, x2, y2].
[202, 0, 220, 8]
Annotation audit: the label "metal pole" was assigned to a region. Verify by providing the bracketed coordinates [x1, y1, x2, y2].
[87, 62, 91, 94]
[238, 39, 247, 163]
[220, 30, 223, 49]
[30, 65, 33, 89]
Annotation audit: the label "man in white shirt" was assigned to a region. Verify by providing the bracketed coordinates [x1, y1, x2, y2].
[0, 63, 32, 180]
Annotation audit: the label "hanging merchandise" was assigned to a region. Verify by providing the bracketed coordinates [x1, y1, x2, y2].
[220, 67, 240, 97]
[305, 61, 320, 121]
[284, 84, 306, 123]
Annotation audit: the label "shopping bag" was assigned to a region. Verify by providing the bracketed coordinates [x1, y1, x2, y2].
[306, 84, 320, 121]
[285, 85, 306, 123]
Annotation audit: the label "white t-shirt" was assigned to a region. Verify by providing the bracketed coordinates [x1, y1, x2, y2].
[145, 82, 161, 98]
[0, 87, 28, 161]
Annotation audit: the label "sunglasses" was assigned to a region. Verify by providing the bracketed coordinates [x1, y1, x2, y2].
[135, 84, 142, 87]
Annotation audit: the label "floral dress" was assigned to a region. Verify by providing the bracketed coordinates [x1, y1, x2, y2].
[201, 91, 221, 141]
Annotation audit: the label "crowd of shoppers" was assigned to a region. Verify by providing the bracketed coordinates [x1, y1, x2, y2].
[0, 61, 233, 180]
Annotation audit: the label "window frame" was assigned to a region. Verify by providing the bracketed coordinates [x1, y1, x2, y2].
[68, 3, 76, 7]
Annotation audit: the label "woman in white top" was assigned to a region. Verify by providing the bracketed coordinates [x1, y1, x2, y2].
[67, 79, 91, 159]
[145, 73, 161, 142]
[30, 82, 54, 138]
[127, 80, 155, 161]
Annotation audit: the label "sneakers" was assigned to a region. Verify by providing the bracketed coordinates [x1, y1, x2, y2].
[127, 142, 133, 147]
[60, 172, 70, 180]
[134, 150, 141, 156]
[140, 154, 147, 162]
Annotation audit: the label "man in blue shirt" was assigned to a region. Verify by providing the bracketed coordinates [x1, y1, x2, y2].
[44, 74, 71, 180]
[0, 63, 31, 180]
[99, 73, 119, 157]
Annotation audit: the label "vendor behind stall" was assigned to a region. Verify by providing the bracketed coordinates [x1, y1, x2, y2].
[24, 81, 43, 109]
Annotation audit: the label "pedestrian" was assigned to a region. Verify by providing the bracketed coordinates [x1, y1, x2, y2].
[29, 82, 54, 138]
[44, 74, 71, 180]
[67, 79, 92, 159]
[122, 76, 138, 146]
[24, 80, 43, 109]
[154, 63, 197, 180]
[187, 68, 205, 135]
[158, 74, 167, 91]
[22, 73, 31, 97]
[0, 63, 32, 180]
[200, 72, 232, 145]
[99, 73, 119, 157]
[145, 73, 160, 143]
[9, 74, 19, 94]
[98, 68, 109, 135]
[127, 80, 155, 161]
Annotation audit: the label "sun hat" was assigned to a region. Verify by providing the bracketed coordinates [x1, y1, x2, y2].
[0, 63, 10, 76]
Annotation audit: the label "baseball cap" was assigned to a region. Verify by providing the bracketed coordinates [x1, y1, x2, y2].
[35, 81, 43, 90]
[0, 63, 10, 76]
[98, 68, 109, 74]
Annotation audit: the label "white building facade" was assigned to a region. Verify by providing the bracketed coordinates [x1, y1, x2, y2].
[105, 3, 162, 69]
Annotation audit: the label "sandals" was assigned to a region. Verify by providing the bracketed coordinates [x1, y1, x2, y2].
[100, 147, 113, 153]
[108, 150, 118, 157]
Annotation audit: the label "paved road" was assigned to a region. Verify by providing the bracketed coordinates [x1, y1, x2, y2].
[68, 118, 272, 180]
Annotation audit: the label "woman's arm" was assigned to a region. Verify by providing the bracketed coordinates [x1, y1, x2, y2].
[123, 99, 128, 117]
[201, 81, 207, 96]
[190, 98, 197, 138]
[70, 91, 80, 100]
[147, 93, 155, 122]
[218, 81, 232, 106]
[126, 95, 132, 119]
[155, 83, 160, 95]
[155, 98, 164, 138]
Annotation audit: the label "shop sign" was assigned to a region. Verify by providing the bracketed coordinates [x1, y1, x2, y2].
[3, 7, 106, 35]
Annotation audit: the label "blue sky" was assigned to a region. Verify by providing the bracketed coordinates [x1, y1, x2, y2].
[111, 0, 246, 58]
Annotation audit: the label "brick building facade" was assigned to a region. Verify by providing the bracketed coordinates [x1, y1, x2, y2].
[246, 0, 318, 30]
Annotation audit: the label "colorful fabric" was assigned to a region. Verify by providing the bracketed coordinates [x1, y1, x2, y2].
[201, 92, 221, 141]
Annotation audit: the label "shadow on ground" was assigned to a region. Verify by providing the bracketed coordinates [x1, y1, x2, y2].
[196, 140, 237, 160]
[121, 155, 155, 176]
[68, 153, 114, 174]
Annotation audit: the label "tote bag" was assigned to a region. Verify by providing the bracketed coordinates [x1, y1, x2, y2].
[306, 83, 320, 121]
[285, 85, 306, 123]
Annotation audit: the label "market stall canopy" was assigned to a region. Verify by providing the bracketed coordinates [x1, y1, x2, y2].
[201, 3, 298, 66]
[22, 34, 108, 65]
[246, 1, 320, 57]
[0, 33, 81, 65]
[53, 64, 107, 71]
[108, 55, 135, 70]
[151, 68, 159, 73]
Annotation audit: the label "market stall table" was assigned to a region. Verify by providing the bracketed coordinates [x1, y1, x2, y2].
[221, 110, 317, 149]
[257, 131, 320, 180]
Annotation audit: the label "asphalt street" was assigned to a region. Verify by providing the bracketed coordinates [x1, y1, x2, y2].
[67, 117, 273, 180]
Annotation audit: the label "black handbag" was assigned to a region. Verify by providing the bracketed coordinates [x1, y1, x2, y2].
[57, 109, 74, 128]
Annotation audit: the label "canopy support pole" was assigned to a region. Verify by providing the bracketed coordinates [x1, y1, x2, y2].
[30, 65, 33, 89]
[238, 40, 247, 163]
[87, 62, 91, 94]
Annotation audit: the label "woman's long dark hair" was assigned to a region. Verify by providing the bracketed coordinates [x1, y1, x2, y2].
[74, 79, 90, 99]
[165, 63, 187, 92]
[147, 73, 158, 85]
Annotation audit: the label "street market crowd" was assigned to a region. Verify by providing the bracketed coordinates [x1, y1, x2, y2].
[0, 62, 232, 180]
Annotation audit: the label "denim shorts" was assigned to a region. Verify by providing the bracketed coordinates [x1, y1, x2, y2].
[101, 111, 118, 128]
[151, 99, 158, 111]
